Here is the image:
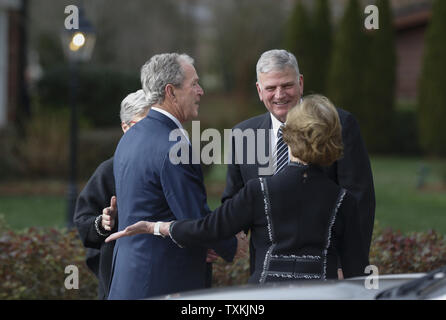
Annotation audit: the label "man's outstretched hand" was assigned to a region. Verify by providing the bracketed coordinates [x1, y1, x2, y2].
[105, 221, 153, 242]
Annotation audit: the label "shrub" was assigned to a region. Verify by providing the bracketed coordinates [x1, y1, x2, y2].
[370, 227, 446, 275]
[2, 216, 444, 298]
[0, 217, 98, 299]
[211, 224, 446, 287]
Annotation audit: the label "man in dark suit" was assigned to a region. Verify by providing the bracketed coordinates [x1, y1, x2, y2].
[222, 49, 375, 276]
[108, 53, 237, 299]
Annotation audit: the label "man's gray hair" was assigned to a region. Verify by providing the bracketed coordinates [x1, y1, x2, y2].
[140, 53, 194, 107]
[256, 49, 300, 81]
[120, 89, 150, 124]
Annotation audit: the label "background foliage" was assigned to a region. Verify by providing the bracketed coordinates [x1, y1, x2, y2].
[361, 0, 396, 154]
[417, 0, 446, 156]
[36, 64, 140, 127]
[1, 216, 444, 299]
[3, 0, 442, 180]
[0, 217, 97, 299]
[327, 0, 367, 124]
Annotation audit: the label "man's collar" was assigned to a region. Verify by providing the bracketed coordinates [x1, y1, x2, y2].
[151, 107, 184, 130]
[151, 107, 190, 144]
[270, 113, 284, 138]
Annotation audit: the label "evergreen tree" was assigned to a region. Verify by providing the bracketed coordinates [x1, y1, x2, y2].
[417, 0, 446, 156]
[327, 0, 367, 120]
[284, 0, 312, 93]
[311, 0, 332, 95]
[361, 0, 396, 153]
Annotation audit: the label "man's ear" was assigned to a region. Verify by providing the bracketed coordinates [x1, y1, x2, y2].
[121, 122, 129, 133]
[299, 74, 304, 97]
[256, 82, 263, 102]
[166, 84, 176, 100]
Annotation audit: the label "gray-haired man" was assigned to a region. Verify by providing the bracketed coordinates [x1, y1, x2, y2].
[108, 53, 237, 299]
[222, 49, 375, 277]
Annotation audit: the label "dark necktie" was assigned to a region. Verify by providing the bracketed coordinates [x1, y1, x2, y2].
[274, 125, 288, 175]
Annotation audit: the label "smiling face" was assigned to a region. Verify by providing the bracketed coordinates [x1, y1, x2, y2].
[256, 67, 304, 123]
[174, 62, 204, 123]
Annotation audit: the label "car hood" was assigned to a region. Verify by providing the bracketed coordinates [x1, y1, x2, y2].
[153, 273, 426, 300]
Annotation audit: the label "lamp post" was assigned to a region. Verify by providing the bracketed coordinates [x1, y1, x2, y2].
[61, 7, 95, 228]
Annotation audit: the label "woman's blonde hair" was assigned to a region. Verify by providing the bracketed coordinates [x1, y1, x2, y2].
[282, 94, 343, 167]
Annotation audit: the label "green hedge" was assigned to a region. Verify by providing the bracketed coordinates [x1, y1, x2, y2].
[0, 217, 98, 299]
[369, 225, 446, 274]
[1, 217, 445, 299]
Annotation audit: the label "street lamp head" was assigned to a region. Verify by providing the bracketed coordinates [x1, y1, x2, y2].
[70, 32, 86, 51]
[61, 7, 96, 62]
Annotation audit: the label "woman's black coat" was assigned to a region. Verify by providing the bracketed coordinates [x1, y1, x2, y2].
[171, 162, 368, 283]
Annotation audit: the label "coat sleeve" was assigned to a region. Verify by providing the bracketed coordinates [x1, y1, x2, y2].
[337, 111, 376, 256]
[169, 178, 260, 249]
[73, 159, 116, 249]
[334, 191, 369, 279]
[160, 149, 237, 261]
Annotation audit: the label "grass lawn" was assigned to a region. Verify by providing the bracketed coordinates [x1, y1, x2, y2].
[0, 195, 66, 230]
[0, 156, 445, 234]
[371, 156, 446, 234]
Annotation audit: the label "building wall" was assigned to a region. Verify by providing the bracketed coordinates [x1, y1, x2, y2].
[395, 25, 426, 102]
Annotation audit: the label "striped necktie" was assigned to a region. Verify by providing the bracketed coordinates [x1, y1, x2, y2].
[274, 125, 288, 175]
